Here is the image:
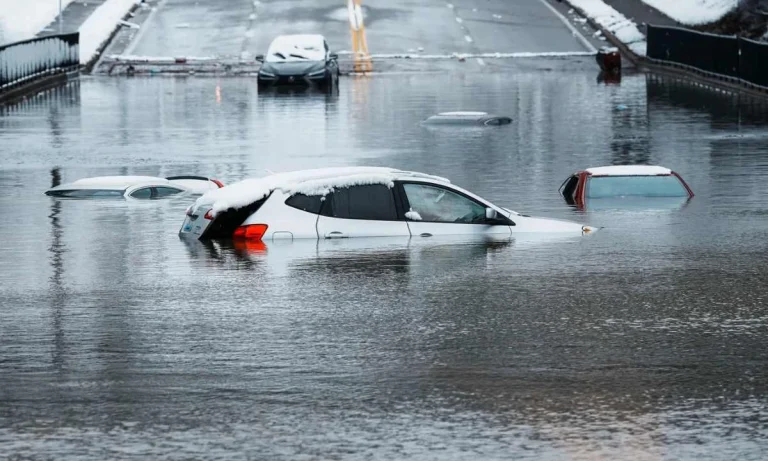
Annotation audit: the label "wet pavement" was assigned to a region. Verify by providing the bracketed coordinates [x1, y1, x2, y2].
[118, 0, 601, 59]
[2, 68, 768, 459]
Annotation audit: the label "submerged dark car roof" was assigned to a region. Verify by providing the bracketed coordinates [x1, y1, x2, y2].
[423, 112, 512, 126]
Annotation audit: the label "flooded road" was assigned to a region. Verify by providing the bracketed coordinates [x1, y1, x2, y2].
[2, 69, 768, 459]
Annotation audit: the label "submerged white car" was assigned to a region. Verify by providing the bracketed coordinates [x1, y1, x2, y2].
[46, 175, 224, 199]
[180, 167, 596, 241]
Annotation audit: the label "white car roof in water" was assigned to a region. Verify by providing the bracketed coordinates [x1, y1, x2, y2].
[196, 167, 451, 213]
[56, 176, 170, 190]
[47, 175, 220, 194]
[585, 165, 673, 176]
[266, 34, 326, 62]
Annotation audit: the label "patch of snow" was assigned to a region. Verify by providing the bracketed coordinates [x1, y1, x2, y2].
[405, 211, 423, 221]
[0, 0, 75, 45]
[79, 0, 140, 64]
[438, 111, 488, 116]
[265, 34, 326, 62]
[640, 0, 738, 26]
[175, 23, 191, 28]
[586, 165, 673, 176]
[195, 168, 451, 213]
[567, 0, 647, 56]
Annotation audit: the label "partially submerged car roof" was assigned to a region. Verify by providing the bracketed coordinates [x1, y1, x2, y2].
[46, 175, 223, 194]
[195, 167, 452, 214]
[423, 112, 512, 126]
[584, 165, 673, 176]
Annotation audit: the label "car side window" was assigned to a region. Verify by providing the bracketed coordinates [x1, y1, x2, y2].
[285, 193, 324, 214]
[129, 187, 152, 199]
[402, 183, 487, 224]
[154, 186, 184, 198]
[325, 185, 398, 221]
[561, 176, 579, 199]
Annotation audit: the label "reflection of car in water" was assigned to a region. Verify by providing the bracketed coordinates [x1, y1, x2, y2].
[422, 112, 512, 126]
[559, 165, 694, 209]
[256, 34, 339, 91]
[179, 167, 596, 243]
[45, 175, 224, 199]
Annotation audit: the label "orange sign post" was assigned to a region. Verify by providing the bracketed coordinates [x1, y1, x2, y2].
[348, 0, 372, 73]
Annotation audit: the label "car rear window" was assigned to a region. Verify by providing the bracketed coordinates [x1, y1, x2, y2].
[46, 189, 124, 198]
[587, 175, 688, 198]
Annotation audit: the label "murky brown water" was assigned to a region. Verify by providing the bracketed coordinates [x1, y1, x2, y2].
[2, 68, 768, 459]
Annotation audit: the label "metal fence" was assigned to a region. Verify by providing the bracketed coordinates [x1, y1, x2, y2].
[647, 25, 768, 89]
[0, 33, 79, 92]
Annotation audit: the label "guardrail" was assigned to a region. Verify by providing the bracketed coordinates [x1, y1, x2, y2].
[0, 33, 80, 93]
[646, 25, 768, 91]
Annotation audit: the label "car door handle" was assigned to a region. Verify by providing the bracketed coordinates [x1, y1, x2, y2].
[327, 231, 347, 239]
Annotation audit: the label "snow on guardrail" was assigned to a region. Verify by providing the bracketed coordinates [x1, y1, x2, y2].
[79, 0, 139, 64]
[566, 0, 647, 56]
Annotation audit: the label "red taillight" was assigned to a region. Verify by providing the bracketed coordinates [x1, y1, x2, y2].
[232, 224, 268, 241]
[204, 209, 215, 220]
[211, 179, 224, 188]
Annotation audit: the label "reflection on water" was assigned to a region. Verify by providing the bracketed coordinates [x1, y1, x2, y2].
[2, 71, 768, 459]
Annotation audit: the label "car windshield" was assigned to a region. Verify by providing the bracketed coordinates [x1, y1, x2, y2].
[266, 39, 325, 62]
[586, 175, 688, 198]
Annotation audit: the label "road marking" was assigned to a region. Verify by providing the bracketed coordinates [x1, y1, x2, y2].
[535, 0, 597, 53]
[123, 0, 167, 56]
[455, 17, 463, 24]
[464, 35, 473, 43]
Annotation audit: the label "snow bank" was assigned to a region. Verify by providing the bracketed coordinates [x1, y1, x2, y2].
[640, 0, 738, 26]
[567, 0, 647, 56]
[79, 0, 139, 64]
[0, 0, 75, 45]
[196, 167, 450, 214]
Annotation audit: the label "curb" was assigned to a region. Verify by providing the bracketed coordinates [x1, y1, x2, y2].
[82, 2, 142, 73]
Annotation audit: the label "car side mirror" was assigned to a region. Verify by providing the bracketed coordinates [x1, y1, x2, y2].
[329, 53, 338, 60]
[485, 208, 498, 220]
[255, 54, 264, 62]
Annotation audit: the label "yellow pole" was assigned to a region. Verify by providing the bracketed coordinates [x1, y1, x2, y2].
[349, 0, 372, 73]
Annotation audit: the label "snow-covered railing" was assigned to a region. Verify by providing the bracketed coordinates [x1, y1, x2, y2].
[647, 25, 768, 90]
[0, 33, 79, 92]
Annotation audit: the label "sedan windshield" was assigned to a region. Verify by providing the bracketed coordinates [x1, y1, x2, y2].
[586, 175, 688, 198]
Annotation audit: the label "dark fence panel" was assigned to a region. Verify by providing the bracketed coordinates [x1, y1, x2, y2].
[739, 37, 768, 88]
[647, 25, 739, 77]
[0, 33, 79, 91]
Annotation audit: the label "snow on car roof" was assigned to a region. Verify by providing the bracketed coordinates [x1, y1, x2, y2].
[266, 34, 326, 62]
[585, 165, 673, 176]
[197, 167, 450, 213]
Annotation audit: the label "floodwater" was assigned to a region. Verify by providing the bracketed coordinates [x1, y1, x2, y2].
[2, 66, 768, 460]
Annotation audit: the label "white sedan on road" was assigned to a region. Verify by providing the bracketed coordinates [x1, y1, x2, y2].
[179, 167, 596, 241]
[46, 175, 224, 199]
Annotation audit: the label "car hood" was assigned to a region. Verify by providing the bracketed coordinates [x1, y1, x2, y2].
[261, 61, 325, 75]
[500, 207, 597, 234]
